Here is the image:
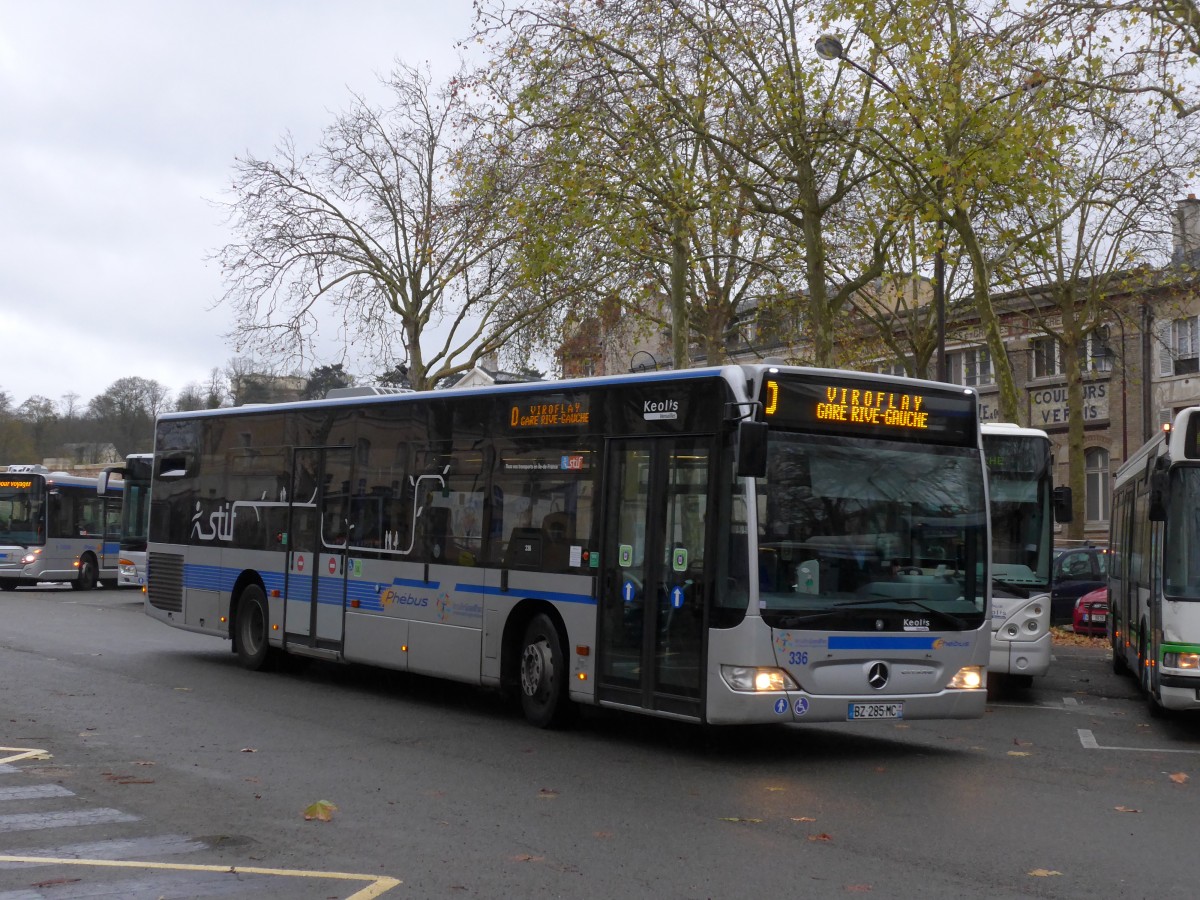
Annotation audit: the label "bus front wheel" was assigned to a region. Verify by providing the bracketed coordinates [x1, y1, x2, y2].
[519, 613, 575, 728]
[72, 555, 97, 591]
[235, 586, 275, 672]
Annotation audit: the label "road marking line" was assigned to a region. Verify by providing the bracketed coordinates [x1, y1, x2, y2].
[0, 856, 401, 898]
[0, 834, 204, 868]
[0, 785, 72, 802]
[1078, 728, 1200, 754]
[0, 809, 138, 834]
[0, 748, 49, 766]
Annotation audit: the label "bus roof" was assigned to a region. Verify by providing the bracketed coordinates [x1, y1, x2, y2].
[156, 363, 979, 423]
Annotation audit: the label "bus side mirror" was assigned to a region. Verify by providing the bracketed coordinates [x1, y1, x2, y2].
[735, 420, 768, 478]
[1051, 486, 1073, 524]
[1149, 470, 1168, 521]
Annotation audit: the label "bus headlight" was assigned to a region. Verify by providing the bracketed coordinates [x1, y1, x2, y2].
[20, 551, 39, 565]
[1163, 652, 1200, 670]
[947, 666, 985, 690]
[720, 666, 799, 692]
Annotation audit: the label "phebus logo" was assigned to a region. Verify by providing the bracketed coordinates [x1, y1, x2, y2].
[643, 398, 680, 421]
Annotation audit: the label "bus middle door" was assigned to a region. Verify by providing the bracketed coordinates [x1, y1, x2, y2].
[285, 447, 352, 653]
[597, 436, 710, 720]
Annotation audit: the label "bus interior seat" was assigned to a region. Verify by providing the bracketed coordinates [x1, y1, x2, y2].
[541, 512, 574, 569]
[505, 527, 543, 569]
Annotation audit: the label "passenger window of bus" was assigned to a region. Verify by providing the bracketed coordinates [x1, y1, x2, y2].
[412, 451, 483, 565]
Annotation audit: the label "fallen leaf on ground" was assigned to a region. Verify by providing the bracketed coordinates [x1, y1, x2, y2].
[808, 833, 833, 842]
[790, 816, 817, 822]
[513, 854, 543, 862]
[1028, 869, 1062, 877]
[719, 817, 763, 824]
[537, 788, 559, 799]
[240, 747, 257, 753]
[1007, 751, 1031, 757]
[1169, 772, 1189, 784]
[303, 800, 337, 822]
[1114, 806, 1140, 813]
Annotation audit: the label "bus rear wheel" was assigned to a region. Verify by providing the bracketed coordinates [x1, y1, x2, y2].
[235, 585, 275, 672]
[72, 556, 97, 591]
[519, 613, 575, 728]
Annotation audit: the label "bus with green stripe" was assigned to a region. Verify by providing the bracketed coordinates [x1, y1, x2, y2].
[144, 363, 991, 727]
[1110, 408, 1200, 713]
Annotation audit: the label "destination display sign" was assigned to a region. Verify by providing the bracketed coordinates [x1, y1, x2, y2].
[509, 395, 591, 430]
[760, 375, 977, 446]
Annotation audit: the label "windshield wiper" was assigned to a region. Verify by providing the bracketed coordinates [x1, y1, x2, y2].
[831, 597, 968, 630]
[771, 598, 970, 630]
[992, 579, 1036, 599]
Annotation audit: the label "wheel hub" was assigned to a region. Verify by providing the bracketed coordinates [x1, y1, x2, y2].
[521, 639, 551, 697]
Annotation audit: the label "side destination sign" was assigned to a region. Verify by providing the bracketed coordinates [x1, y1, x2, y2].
[509, 395, 591, 430]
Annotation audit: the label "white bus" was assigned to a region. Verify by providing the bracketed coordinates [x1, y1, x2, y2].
[0, 464, 123, 590]
[1110, 409, 1200, 714]
[100, 453, 153, 588]
[145, 364, 991, 727]
[981, 424, 1071, 688]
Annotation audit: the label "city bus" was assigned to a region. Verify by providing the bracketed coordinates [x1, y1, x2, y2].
[145, 364, 992, 727]
[0, 464, 123, 590]
[981, 423, 1071, 689]
[100, 453, 153, 588]
[1110, 408, 1200, 714]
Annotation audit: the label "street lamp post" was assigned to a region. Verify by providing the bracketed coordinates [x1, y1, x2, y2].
[815, 34, 948, 382]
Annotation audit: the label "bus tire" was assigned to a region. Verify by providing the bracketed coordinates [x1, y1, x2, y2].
[72, 555, 97, 591]
[1138, 631, 1168, 717]
[519, 613, 575, 729]
[1112, 633, 1127, 675]
[0, 582, 16, 592]
[235, 585, 275, 672]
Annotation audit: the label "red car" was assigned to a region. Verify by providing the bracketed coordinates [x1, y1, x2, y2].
[1072, 587, 1109, 637]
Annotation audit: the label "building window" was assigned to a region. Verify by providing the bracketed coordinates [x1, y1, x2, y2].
[1160, 316, 1200, 376]
[878, 360, 908, 377]
[1032, 329, 1112, 377]
[1032, 337, 1062, 378]
[1085, 447, 1110, 524]
[947, 348, 993, 386]
[1083, 327, 1114, 374]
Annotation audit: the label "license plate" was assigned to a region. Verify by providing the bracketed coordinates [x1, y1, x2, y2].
[848, 702, 903, 720]
[1092, 613, 1107, 623]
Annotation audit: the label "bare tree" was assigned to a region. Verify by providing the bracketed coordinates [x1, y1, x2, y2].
[87, 377, 170, 456]
[217, 62, 549, 391]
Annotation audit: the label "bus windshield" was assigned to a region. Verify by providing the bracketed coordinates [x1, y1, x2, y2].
[0, 475, 45, 545]
[752, 433, 988, 631]
[1163, 465, 1200, 600]
[983, 432, 1052, 589]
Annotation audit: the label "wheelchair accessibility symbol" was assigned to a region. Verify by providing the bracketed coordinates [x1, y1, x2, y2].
[794, 697, 810, 716]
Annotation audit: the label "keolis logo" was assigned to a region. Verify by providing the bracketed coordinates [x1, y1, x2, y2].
[643, 398, 680, 421]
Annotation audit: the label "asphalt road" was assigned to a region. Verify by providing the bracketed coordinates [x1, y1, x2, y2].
[1, 586, 1197, 899]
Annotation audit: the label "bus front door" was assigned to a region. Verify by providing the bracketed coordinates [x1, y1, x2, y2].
[597, 437, 710, 720]
[285, 447, 352, 653]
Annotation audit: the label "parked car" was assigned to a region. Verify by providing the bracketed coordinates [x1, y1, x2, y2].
[1072, 586, 1109, 637]
[1051, 546, 1109, 625]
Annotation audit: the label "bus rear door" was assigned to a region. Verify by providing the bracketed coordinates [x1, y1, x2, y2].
[285, 447, 352, 654]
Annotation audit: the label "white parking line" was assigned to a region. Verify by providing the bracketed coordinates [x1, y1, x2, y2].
[1078, 728, 1200, 754]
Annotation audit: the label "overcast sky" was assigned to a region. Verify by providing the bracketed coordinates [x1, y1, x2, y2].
[1, 1, 477, 409]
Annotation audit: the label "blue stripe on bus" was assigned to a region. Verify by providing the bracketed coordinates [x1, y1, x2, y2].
[473, 583, 596, 606]
[827, 635, 941, 651]
[179, 566, 594, 608]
